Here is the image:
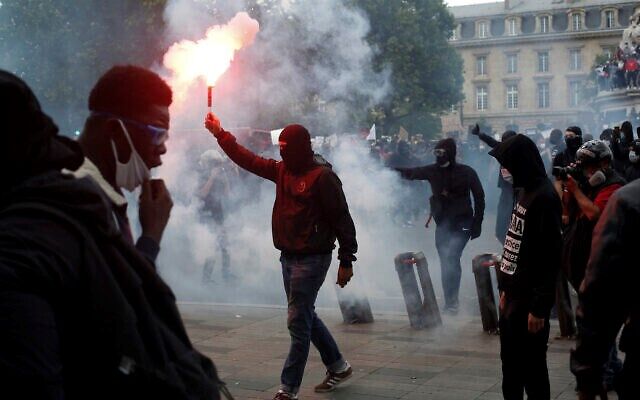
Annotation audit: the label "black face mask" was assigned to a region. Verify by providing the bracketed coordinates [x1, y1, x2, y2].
[435, 155, 450, 167]
[565, 136, 582, 152]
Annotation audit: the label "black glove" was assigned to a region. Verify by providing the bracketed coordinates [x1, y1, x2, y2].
[471, 123, 480, 136]
[470, 224, 481, 240]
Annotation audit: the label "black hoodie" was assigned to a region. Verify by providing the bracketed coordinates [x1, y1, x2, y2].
[0, 71, 221, 399]
[490, 134, 562, 318]
[398, 138, 485, 232]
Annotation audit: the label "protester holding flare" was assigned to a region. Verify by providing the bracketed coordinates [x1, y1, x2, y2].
[204, 112, 357, 400]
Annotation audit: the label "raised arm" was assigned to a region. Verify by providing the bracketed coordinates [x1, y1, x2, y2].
[204, 113, 278, 182]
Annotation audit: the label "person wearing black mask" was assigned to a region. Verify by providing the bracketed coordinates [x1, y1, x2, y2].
[0, 71, 224, 399]
[549, 129, 565, 162]
[489, 134, 562, 400]
[396, 138, 485, 315]
[204, 114, 357, 400]
[470, 124, 516, 244]
[610, 121, 635, 174]
[625, 139, 640, 182]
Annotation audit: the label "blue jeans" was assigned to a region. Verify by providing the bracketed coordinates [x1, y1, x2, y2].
[435, 224, 470, 309]
[280, 253, 345, 394]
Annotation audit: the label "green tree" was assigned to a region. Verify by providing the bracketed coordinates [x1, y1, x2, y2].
[354, 0, 463, 138]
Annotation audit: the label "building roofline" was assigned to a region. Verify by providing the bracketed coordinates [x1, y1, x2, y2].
[451, 28, 623, 48]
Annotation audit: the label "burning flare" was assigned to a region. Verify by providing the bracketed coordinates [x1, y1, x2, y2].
[163, 12, 260, 104]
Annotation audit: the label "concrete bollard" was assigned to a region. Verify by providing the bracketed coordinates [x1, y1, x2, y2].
[472, 254, 500, 334]
[394, 252, 442, 329]
[335, 289, 374, 324]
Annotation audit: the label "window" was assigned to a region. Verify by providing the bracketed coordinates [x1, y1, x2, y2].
[538, 82, 550, 108]
[476, 86, 488, 111]
[476, 56, 487, 76]
[507, 54, 518, 74]
[478, 21, 488, 38]
[603, 47, 614, 59]
[572, 13, 582, 31]
[507, 18, 517, 36]
[451, 26, 458, 40]
[538, 52, 549, 72]
[507, 85, 518, 110]
[605, 10, 615, 28]
[570, 81, 581, 107]
[540, 16, 550, 33]
[570, 49, 582, 70]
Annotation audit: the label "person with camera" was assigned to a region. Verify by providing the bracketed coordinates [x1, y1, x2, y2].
[558, 140, 625, 291]
[552, 127, 583, 200]
[204, 114, 357, 400]
[570, 179, 640, 400]
[396, 137, 485, 315]
[489, 134, 562, 400]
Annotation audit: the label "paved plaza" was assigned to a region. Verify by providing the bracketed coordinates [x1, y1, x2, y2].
[181, 302, 595, 400]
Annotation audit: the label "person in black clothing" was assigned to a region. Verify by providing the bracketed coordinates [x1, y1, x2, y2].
[0, 71, 223, 399]
[625, 139, 640, 182]
[75, 65, 174, 264]
[489, 134, 562, 400]
[610, 122, 635, 175]
[397, 138, 485, 315]
[571, 180, 640, 400]
[470, 124, 516, 243]
[552, 126, 583, 198]
[549, 129, 565, 162]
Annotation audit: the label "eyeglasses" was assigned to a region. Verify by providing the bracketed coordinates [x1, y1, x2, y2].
[92, 112, 169, 145]
[433, 149, 447, 157]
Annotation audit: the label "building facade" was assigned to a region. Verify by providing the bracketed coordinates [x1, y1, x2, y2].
[449, 0, 640, 135]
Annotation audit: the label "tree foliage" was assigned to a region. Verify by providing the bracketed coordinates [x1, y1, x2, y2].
[354, 0, 463, 138]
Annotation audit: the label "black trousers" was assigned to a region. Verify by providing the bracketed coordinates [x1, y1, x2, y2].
[500, 303, 551, 400]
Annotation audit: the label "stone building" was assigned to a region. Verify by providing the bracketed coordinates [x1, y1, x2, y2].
[448, 0, 640, 135]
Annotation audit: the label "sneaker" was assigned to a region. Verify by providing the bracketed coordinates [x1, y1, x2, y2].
[314, 366, 353, 393]
[273, 390, 297, 400]
[442, 305, 459, 316]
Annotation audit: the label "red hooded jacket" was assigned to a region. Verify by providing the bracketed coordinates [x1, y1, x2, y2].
[215, 130, 357, 263]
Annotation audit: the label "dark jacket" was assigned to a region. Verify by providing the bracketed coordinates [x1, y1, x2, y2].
[215, 130, 357, 263]
[398, 141, 484, 232]
[562, 169, 625, 290]
[489, 134, 562, 318]
[571, 180, 640, 392]
[625, 163, 640, 182]
[0, 171, 222, 400]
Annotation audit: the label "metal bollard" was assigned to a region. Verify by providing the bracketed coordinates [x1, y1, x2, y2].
[394, 252, 442, 329]
[335, 289, 374, 324]
[472, 254, 499, 334]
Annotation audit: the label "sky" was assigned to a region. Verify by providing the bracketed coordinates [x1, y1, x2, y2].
[446, 0, 500, 6]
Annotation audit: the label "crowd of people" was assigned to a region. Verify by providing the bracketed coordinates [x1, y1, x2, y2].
[0, 63, 638, 400]
[595, 43, 640, 91]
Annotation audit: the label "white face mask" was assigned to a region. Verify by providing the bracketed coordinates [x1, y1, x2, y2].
[630, 151, 639, 164]
[111, 120, 150, 192]
[500, 167, 514, 184]
[588, 170, 606, 187]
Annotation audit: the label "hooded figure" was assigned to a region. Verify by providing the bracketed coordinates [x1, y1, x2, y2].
[489, 134, 562, 400]
[205, 116, 357, 399]
[472, 126, 517, 243]
[397, 137, 485, 314]
[279, 124, 315, 174]
[0, 71, 223, 399]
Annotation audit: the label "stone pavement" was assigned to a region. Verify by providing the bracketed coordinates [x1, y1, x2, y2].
[180, 303, 597, 400]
